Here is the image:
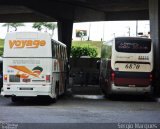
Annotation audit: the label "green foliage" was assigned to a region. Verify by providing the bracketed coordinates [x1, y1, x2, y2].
[0, 39, 4, 56]
[71, 46, 98, 58]
[72, 41, 102, 57]
[101, 45, 112, 59]
[3, 23, 25, 31]
[32, 22, 44, 31]
[32, 22, 57, 36]
[0, 48, 3, 56]
[32, 22, 56, 31]
[44, 22, 56, 31]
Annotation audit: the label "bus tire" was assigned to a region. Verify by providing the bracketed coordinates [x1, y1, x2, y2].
[99, 81, 109, 98]
[11, 96, 17, 102]
[53, 83, 59, 103]
[99, 81, 106, 94]
[107, 94, 113, 99]
[64, 79, 67, 95]
[11, 97, 24, 102]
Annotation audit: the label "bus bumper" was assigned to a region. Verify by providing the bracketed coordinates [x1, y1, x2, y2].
[1, 84, 56, 98]
[110, 83, 152, 94]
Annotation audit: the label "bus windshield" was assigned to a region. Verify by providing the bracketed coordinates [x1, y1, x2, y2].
[115, 38, 151, 53]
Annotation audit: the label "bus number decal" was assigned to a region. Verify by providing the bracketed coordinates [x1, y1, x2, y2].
[125, 64, 140, 69]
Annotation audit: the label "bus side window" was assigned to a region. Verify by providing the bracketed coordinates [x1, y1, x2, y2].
[61, 47, 63, 59]
[101, 59, 106, 77]
[106, 61, 109, 77]
[52, 41, 55, 58]
[106, 60, 111, 78]
[63, 47, 66, 59]
[60, 46, 63, 59]
[56, 44, 59, 58]
[62, 46, 65, 59]
[54, 44, 57, 58]
[59, 45, 61, 58]
[58, 45, 60, 58]
[63, 47, 65, 59]
[65, 48, 67, 59]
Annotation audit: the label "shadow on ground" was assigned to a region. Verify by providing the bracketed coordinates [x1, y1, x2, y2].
[0, 84, 158, 106]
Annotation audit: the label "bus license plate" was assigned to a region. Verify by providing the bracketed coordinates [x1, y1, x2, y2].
[22, 79, 31, 82]
[115, 63, 151, 72]
[19, 88, 33, 90]
[125, 63, 140, 69]
[128, 85, 136, 87]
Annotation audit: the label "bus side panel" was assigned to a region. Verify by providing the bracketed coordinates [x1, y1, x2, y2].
[52, 58, 67, 95]
[99, 59, 112, 95]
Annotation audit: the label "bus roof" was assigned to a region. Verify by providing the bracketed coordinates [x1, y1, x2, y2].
[51, 39, 66, 47]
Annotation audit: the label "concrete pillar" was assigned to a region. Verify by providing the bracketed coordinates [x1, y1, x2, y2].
[149, 0, 160, 94]
[58, 20, 73, 58]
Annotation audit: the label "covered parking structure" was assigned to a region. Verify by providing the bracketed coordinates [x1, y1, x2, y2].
[0, 0, 160, 93]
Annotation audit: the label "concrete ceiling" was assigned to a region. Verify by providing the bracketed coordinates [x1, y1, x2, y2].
[0, 0, 149, 22]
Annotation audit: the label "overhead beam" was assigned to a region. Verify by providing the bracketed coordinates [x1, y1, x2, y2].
[74, 9, 149, 22]
[0, 5, 33, 14]
[0, 0, 150, 22]
[0, 13, 55, 22]
[26, 2, 75, 21]
[59, 0, 148, 12]
[105, 10, 149, 21]
[74, 7, 105, 22]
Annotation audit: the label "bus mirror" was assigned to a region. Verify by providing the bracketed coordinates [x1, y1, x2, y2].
[96, 60, 100, 69]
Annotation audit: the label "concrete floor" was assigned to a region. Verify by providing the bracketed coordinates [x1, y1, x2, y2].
[0, 92, 160, 129]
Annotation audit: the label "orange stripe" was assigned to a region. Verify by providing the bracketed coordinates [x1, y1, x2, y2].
[10, 66, 39, 78]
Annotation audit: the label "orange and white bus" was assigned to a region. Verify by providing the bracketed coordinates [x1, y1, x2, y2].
[99, 37, 153, 96]
[1, 32, 68, 102]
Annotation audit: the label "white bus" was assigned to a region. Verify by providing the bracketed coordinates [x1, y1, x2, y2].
[1, 32, 68, 102]
[99, 37, 153, 96]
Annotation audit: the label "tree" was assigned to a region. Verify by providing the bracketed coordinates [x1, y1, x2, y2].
[79, 31, 84, 41]
[71, 46, 98, 58]
[2, 23, 25, 32]
[32, 22, 57, 37]
[32, 22, 44, 31]
[44, 22, 57, 37]
[101, 45, 112, 59]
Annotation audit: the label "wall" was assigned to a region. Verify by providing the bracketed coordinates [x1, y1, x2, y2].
[69, 58, 100, 86]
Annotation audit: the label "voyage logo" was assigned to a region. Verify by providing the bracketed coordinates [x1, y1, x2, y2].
[9, 40, 46, 48]
[9, 66, 43, 79]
